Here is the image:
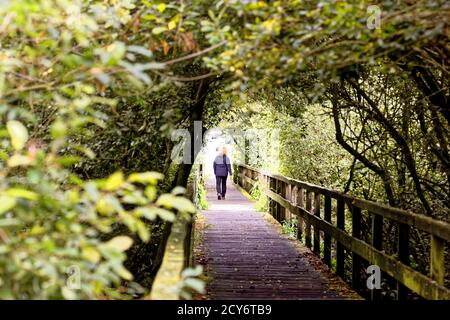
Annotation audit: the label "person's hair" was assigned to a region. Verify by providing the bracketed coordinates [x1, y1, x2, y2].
[220, 146, 227, 155]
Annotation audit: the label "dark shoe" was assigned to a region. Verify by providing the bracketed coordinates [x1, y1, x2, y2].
[217, 194, 222, 200]
[221, 194, 225, 200]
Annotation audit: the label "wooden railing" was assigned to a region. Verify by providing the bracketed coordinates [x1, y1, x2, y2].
[146, 167, 201, 299]
[237, 164, 450, 300]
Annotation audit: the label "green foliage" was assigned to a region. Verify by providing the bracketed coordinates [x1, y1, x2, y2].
[249, 180, 268, 213]
[0, 0, 201, 299]
[1, 0, 449, 300]
[179, 265, 206, 299]
[196, 182, 208, 210]
[278, 104, 353, 190]
[0, 148, 193, 299]
[281, 219, 297, 240]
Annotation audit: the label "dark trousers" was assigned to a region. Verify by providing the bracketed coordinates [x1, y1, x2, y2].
[215, 175, 227, 196]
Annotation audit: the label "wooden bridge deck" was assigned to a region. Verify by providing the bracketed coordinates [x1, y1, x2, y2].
[193, 179, 358, 300]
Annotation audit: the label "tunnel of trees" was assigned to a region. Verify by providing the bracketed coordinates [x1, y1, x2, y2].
[0, 0, 448, 299]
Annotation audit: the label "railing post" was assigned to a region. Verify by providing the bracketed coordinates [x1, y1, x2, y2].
[279, 181, 286, 222]
[336, 199, 345, 277]
[371, 213, 383, 300]
[398, 223, 410, 300]
[286, 183, 292, 221]
[269, 177, 275, 218]
[351, 206, 362, 291]
[274, 179, 280, 221]
[305, 191, 312, 248]
[296, 188, 304, 243]
[313, 193, 321, 255]
[430, 235, 445, 286]
[323, 195, 332, 267]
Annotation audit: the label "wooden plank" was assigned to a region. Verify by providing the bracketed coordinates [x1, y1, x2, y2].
[238, 166, 450, 242]
[336, 199, 345, 278]
[305, 191, 312, 249]
[430, 235, 445, 286]
[324, 195, 332, 267]
[313, 193, 321, 255]
[351, 205, 362, 291]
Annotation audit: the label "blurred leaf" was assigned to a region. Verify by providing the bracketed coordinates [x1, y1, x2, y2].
[6, 188, 38, 200]
[181, 265, 203, 278]
[61, 287, 77, 300]
[104, 171, 124, 191]
[6, 120, 28, 151]
[82, 246, 101, 263]
[0, 218, 21, 227]
[103, 236, 133, 252]
[7, 154, 31, 167]
[128, 171, 164, 184]
[152, 26, 167, 35]
[156, 194, 196, 213]
[157, 3, 166, 13]
[171, 186, 186, 195]
[0, 195, 16, 215]
[183, 278, 205, 294]
[127, 45, 153, 58]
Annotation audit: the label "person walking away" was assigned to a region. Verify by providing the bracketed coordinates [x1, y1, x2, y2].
[213, 146, 232, 200]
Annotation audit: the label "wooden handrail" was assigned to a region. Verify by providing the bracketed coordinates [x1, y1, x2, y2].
[237, 165, 450, 300]
[147, 211, 192, 300]
[146, 169, 200, 300]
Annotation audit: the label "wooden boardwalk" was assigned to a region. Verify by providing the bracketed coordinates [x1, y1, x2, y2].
[193, 179, 357, 300]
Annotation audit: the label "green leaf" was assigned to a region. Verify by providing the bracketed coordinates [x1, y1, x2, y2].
[128, 171, 164, 184]
[127, 45, 153, 58]
[136, 220, 150, 242]
[156, 194, 196, 213]
[106, 41, 126, 65]
[171, 186, 186, 195]
[103, 236, 133, 252]
[5, 188, 38, 200]
[152, 26, 167, 35]
[0, 195, 16, 215]
[7, 154, 30, 167]
[134, 206, 157, 220]
[138, 62, 166, 70]
[50, 120, 67, 138]
[61, 287, 77, 300]
[183, 278, 205, 293]
[96, 197, 113, 215]
[157, 3, 166, 13]
[114, 265, 133, 281]
[82, 246, 101, 263]
[181, 265, 203, 278]
[7, 120, 28, 150]
[104, 171, 124, 191]
[0, 218, 21, 227]
[144, 185, 157, 201]
[154, 207, 175, 222]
